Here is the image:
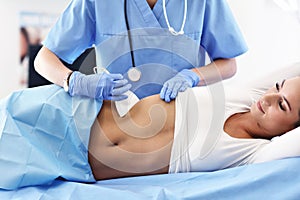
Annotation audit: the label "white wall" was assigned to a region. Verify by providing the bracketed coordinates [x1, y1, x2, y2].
[0, 0, 299, 98]
[226, 0, 300, 85]
[0, 0, 70, 98]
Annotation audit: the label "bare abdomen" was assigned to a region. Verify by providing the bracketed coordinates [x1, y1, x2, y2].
[88, 95, 175, 180]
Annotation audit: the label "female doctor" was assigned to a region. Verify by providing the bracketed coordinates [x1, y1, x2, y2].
[34, 0, 248, 102]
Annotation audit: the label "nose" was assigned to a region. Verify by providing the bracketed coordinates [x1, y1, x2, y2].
[263, 93, 282, 106]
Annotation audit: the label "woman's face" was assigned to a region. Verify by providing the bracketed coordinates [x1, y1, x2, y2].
[250, 76, 300, 138]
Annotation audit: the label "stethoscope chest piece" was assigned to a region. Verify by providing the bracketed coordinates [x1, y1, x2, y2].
[128, 67, 141, 82]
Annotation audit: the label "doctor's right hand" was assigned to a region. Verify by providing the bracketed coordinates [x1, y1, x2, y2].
[68, 71, 131, 101]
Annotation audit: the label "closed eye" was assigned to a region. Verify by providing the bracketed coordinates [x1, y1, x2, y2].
[275, 82, 280, 91]
[279, 100, 286, 111]
[275, 80, 291, 111]
[275, 82, 286, 111]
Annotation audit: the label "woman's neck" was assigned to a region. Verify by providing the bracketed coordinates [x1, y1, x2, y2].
[224, 112, 267, 139]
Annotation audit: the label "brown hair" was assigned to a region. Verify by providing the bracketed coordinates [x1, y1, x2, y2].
[294, 108, 300, 128]
[20, 27, 30, 62]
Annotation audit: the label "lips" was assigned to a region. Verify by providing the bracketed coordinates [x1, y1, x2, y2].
[257, 101, 265, 114]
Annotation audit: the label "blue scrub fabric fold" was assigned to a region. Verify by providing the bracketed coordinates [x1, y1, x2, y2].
[0, 85, 102, 190]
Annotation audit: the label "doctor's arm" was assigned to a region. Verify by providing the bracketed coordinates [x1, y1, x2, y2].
[160, 58, 236, 102]
[192, 58, 237, 86]
[34, 46, 131, 101]
[34, 46, 72, 87]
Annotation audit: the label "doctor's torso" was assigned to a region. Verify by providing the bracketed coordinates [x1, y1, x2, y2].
[43, 0, 247, 98]
[94, 0, 205, 98]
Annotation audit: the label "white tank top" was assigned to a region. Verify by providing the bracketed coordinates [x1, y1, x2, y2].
[169, 83, 270, 173]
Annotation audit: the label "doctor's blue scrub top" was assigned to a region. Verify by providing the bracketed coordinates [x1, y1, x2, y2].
[43, 0, 248, 99]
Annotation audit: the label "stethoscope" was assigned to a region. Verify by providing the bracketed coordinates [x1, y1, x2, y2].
[122, 0, 188, 82]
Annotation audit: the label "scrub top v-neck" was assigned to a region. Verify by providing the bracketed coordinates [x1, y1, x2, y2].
[132, 0, 164, 28]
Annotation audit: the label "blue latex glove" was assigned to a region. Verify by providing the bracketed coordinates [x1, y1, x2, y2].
[160, 69, 200, 102]
[68, 71, 131, 101]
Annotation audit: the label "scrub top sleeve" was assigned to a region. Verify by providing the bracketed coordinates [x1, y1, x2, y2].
[42, 0, 96, 64]
[201, 0, 248, 60]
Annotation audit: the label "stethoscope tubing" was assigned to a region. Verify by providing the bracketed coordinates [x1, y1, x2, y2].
[124, 0, 188, 66]
[124, 0, 136, 68]
[123, 0, 187, 81]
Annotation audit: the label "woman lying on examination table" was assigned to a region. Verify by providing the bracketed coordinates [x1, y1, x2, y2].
[1, 62, 300, 190]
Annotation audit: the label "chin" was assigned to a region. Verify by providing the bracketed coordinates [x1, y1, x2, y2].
[249, 104, 258, 116]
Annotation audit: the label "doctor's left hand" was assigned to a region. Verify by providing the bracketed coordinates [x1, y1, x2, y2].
[160, 69, 200, 102]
